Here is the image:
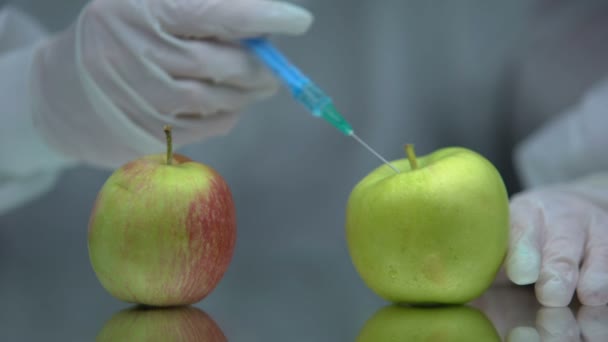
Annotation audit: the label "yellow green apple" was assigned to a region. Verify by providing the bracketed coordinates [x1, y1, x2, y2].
[97, 305, 227, 341]
[88, 126, 236, 306]
[356, 304, 500, 341]
[346, 145, 509, 305]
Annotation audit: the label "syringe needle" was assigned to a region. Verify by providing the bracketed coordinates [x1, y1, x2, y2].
[243, 38, 399, 173]
[351, 133, 400, 173]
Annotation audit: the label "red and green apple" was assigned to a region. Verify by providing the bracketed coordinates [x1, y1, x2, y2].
[88, 126, 236, 306]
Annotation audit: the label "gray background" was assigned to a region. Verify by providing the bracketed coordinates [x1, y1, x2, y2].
[2, 0, 608, 340]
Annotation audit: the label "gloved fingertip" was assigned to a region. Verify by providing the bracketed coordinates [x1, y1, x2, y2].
[535, 277, 575, 307]
[506, 327, 540, 342]
[505, 245, 541, 285]
[155, 0, 314, 39]
[261, 1, 314, 35]
[577, 273, 608, 306]
[579, 296, 608, 307]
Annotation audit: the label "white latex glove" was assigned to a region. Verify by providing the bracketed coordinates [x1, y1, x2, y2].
[29, 0, 313, 169]
[514, 76, 608, 189]
[506, 73, 608, 307]
[506, 173, 608, 307]
[0, 6, 65, 214]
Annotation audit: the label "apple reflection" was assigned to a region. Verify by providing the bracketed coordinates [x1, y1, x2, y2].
[356, 304, 501, 341]
[97, 305, 227, 342]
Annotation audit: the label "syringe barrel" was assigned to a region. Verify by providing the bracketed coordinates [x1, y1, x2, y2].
[242, 38, 310, 89]
[290, 83, 353, 135]
[243, 38, 353, 135]
[291, 82, 331, 117]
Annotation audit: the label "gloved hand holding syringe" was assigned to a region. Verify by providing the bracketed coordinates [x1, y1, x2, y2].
[243, 38, 400, 173]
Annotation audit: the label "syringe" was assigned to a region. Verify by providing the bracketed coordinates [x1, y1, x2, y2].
[242, 38, 399, 173]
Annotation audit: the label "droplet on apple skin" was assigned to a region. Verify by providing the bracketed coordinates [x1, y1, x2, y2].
[388, 265, 398, 280]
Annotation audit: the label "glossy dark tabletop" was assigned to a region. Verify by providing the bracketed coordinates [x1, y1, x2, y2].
[1, 236, 605, 342]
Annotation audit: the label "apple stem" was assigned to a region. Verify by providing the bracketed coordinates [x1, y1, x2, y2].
[405, 144, 418, 170]
[164, 125, 173, 165]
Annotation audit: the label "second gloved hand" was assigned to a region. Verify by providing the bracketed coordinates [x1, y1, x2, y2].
[506, 173, 608, 307]
[506, 71, 608, 307]
[29, 0, 313, 169]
